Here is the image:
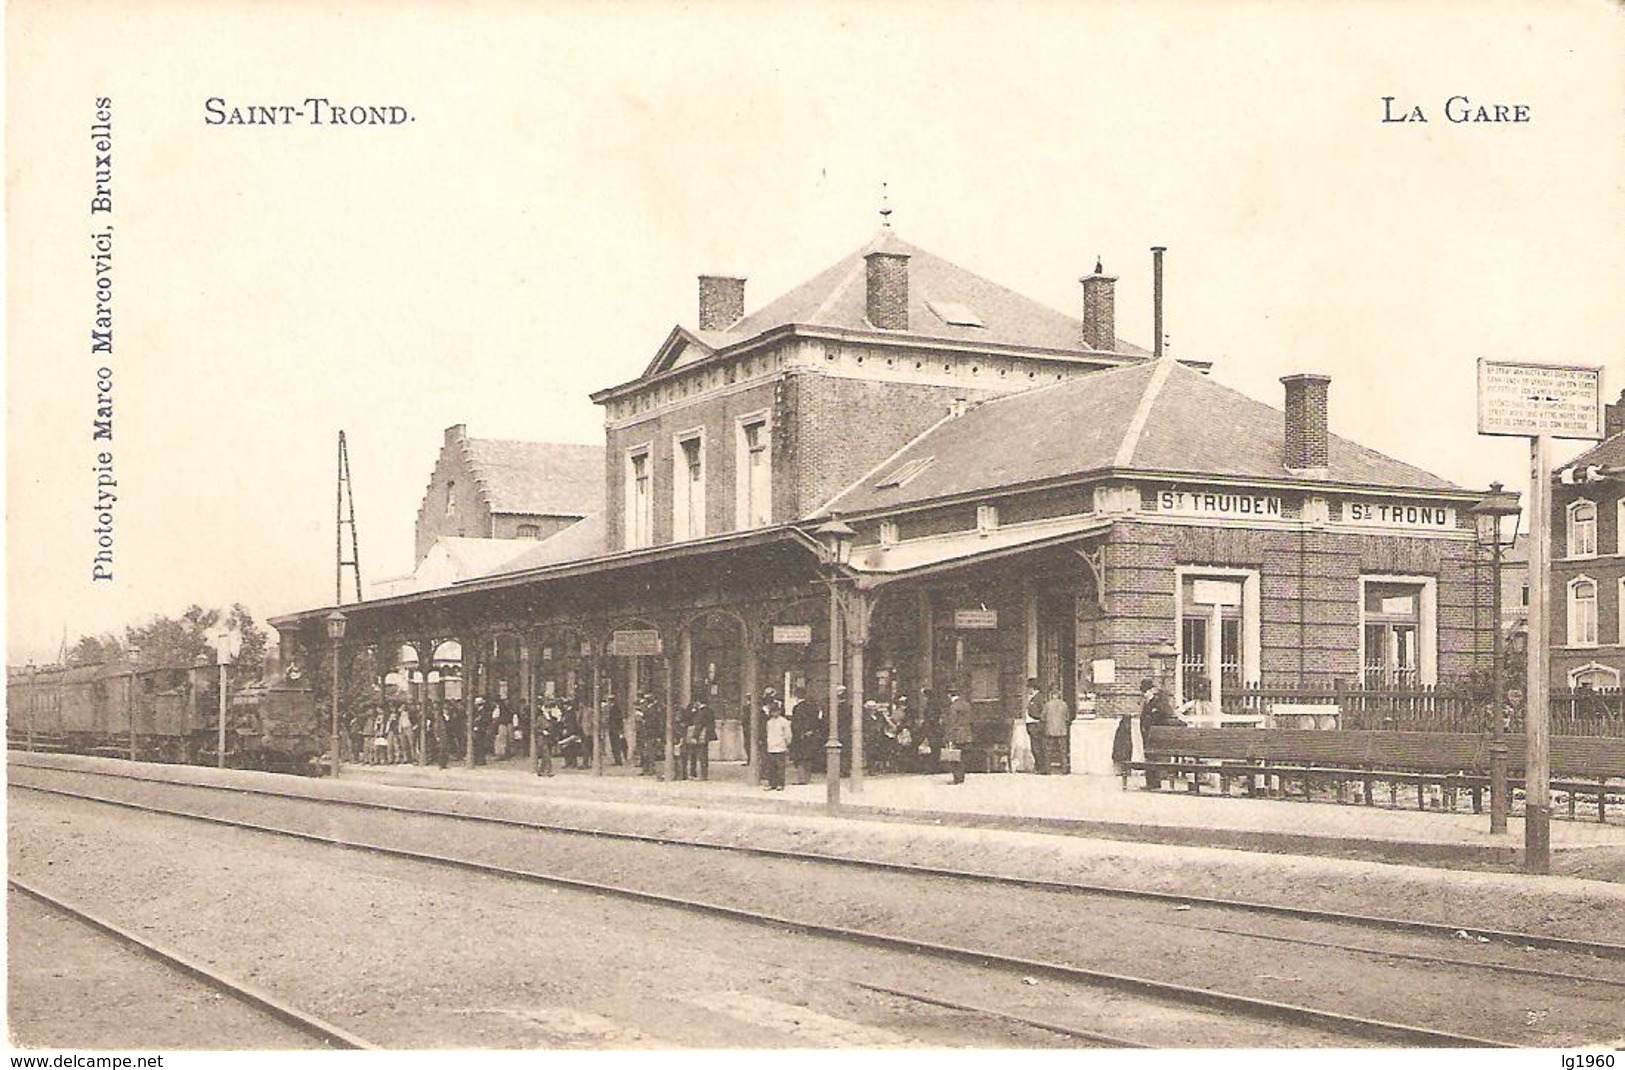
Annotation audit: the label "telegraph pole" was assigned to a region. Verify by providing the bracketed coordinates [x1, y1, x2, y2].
[1524, 435, 1552, 872]
[1476, 359, 1603, 876]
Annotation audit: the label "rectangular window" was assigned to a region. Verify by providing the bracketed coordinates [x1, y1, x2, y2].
[1179, 578, 1244, 702]
[737, 416, 771, 529]
[673, 433, 706, 541]
[625, 447, 652, 549]
[1359, 577, 1437, 688]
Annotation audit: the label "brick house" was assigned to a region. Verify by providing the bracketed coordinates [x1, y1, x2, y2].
[274, 226, 1497, 770]
[412, 424, 603, 564]
[1549, 390, 1625, 689]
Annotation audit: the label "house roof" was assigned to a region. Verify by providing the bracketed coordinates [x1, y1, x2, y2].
[1557, 427, 1625, 472]
[479, 513, 607, 577]
[463, 439, 604, 517]
[824, 358, 1461, 515]
[373, 536, 542, 598]
[724, 230, 1151, 356]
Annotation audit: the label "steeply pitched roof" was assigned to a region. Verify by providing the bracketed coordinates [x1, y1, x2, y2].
[480, 513, 607, 577]
[1557, 427, 1625, 472]
[463, 439, 604, 517]
[723, 230, 1150, 355]
[824, 359, 1460, 515]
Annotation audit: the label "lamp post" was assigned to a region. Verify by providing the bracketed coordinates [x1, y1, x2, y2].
[326, 610, 348, 778]
[814, 516, 855, 814]
[1472, 481, 1522, 835]
[127, 644, 141, 762]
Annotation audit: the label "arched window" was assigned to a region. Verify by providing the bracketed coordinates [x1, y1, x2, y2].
[1567, 500, 1597, 557]
[1569, 663, 1620, 689]
[1567, 576, 1598, 646]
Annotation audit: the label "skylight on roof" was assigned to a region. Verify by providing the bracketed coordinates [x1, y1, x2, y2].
[926, 299, 985, 328]
[875, 456, 936, 490]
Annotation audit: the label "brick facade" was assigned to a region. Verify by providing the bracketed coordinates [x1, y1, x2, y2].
[1550, 475, 1624, 688]
[415, 431, 497, 561]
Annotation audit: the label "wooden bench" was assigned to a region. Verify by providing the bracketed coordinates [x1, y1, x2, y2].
[1128, 729, 1625, 821]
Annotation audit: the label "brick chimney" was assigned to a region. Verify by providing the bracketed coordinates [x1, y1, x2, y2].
[698, 275, 745, 331]
[1080, 258, 1117, 351]
[865, 248, 910, 330]
[1281, 374, 1331, 473]
[1606, 387, 1625, 440]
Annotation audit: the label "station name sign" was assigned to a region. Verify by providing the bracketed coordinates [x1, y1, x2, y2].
[1155, 489, 1282, 520]
[772, 625, 813, 645]
[1477, 359, 1603, 440]
[952, 609, 999, 630]
[1344, 499, 1456, 530]
[608, 629, 662, 656]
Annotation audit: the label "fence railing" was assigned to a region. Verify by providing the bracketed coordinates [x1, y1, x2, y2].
[1220, 683, 1625, 737]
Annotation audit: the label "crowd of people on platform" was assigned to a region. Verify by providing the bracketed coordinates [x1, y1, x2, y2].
[336, 673, 1185, 786]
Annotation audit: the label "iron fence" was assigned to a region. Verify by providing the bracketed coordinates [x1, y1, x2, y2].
[1221, 683, 1625, 737]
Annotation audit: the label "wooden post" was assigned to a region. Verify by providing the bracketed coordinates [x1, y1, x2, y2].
[462, 641, 476, 770]
[663, 655, 676, 782]
[918, 589, 934, 697]
[848, 590, 873, 794]
[743, 626, 760, 783]
[826, 582, 843, 813]
[592, 640, 604, 776]
[1525, 434, 1552, 873]
[522, 640, 535, 765]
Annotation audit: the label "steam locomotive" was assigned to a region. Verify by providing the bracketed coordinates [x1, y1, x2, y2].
[7, 656, 325, 773]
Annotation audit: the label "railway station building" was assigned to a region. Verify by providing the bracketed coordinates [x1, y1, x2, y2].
[271, 226, 1498, 774]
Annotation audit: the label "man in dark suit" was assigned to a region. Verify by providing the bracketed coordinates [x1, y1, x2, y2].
[686, 698, 715, 780]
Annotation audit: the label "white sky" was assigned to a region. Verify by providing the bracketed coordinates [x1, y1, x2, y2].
[7, 0, 1624, 663]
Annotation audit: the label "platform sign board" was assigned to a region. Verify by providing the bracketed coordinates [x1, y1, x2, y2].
[953, 609, 999, 629]
[1477, 359, 1603, 440]
[772, 625, 813, 645]
[608, 629, 662, 656]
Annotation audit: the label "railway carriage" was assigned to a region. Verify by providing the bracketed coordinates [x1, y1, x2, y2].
[7, 660, 324, 773]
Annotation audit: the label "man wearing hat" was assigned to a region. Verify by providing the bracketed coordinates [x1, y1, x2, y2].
[1024, 677, 1046, 775]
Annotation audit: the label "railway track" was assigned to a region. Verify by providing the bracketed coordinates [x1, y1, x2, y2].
[9, 877, 376, 1050]
[10, 775, 1524, 1047]
[13, 756, 1625, 962]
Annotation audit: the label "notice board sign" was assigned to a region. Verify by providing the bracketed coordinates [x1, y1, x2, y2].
[772, 625, 813, 645]
[953, 609, 999, 630]
[608, 629, 662, 656]
[1477, 359, 1603, 440]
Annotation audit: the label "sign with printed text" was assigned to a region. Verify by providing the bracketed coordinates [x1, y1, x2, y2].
[608, 629, 662, 656]
[953, 609, 999, 629]
[1155, 489, 1283, 520]
[772, 624, 813, 645]
[1477, 359, 1603, 440]
[1343, 498, 1457, 530]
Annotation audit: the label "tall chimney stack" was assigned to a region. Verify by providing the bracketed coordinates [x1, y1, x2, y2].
[1151, 246, 1166, 357]
[1080, 258, 1117, 351]
[1281, 374, 1332, 473]
[865, 247, 910, 330]
[698, 275, 746, 331]
[1605, 387, 1625, 440]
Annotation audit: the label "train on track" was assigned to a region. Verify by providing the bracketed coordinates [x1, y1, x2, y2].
[6, 658, 324, 773]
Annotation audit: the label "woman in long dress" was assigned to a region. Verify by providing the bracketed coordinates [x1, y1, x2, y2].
[1009, 714, 1035, 773]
